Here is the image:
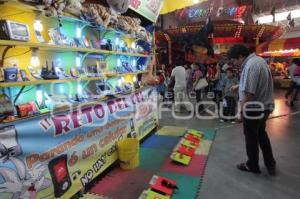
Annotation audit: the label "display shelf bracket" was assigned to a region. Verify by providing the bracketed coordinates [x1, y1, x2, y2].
[13, 86, 26, 105]
[0, 46, 13, 67]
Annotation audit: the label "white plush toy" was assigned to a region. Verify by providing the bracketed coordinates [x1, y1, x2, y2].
[106, 0, 129, 14]
[64, 0, 85, 17]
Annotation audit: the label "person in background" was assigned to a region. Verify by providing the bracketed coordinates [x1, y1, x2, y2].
[164, 70, 171, 91]
[285, 58, 299, 104]
[199, 62, 207, 77]
[165, 66, 175, 105]
[289, 60, 300, 106]
[207, 63, 217, 97]
[156, 70, 166, 101]
[207, 63, 217, 79]
[171, 62, 191, 113]
[220, 68, 238, 123]
[222, 59, 230, 71]
[161, 64, 166, 72]
[166, 65, 173, 77]
[228, 44, 276, 175]
[213, 63, 226, 110]
[192, 63, 205, 112]
[185, 64, 193, 94]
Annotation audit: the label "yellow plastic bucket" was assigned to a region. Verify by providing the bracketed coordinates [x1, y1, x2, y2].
[117, 138, 140, 170]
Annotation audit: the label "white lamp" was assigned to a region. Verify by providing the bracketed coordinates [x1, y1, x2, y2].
[132, 59, 137, 67]
[76, 54, 81, 68]
[34, 20, 43, 32]
[133, 75, 137, 82]
[115, 38, 120, 46]
[34, 11, 43, 32]
[118, 79, 122, 86]
[77, 84, 83, 96]
[30, 48, 40, 67]
[76, 23, 82, 38]
[117, 58, 121, 67]
[36, 87, 43, 107]
[131, 42, 136, 49]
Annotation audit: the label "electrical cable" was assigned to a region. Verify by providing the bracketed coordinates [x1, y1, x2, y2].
[12, 86, 35, 98]
[3, 50, 31, 60]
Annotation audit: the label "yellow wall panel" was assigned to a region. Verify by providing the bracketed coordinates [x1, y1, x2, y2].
[160, 0, 208, 14]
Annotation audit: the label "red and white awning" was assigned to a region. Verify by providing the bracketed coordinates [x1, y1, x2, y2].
[256, 37, 300, 57]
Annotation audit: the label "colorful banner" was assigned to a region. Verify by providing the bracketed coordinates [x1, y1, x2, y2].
[129, 0, 164, 22]
[0, 88, 157, 199]
[174, 5, 247, 20]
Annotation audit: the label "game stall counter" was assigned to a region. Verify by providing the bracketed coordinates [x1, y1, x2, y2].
[256, 36, 300, 88]
[0, 0, 163, 198]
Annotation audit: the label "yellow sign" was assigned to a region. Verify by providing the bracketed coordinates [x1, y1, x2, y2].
[160, 0, 208, 14]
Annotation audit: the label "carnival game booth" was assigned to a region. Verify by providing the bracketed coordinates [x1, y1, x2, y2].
[156, 23, 283, 65]
[0, 0, 162, 198]
[257, 37, 300, 88]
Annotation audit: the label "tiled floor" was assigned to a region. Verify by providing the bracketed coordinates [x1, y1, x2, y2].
[159, 89, 300, 199]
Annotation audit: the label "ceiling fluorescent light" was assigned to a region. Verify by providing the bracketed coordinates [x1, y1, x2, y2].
[258, 8, 300, 24]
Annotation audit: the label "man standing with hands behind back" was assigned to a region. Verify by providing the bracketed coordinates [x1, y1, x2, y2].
[170, 61, 191, 113]
[228, 44, 276, 175]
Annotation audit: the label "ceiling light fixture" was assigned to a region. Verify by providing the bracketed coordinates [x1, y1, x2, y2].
[257, 8, 300, 24]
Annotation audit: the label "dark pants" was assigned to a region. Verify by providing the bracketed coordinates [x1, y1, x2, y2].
[195, 89, 204, 112]
[222, 96, 236, 120]
[286, 81, 299, 100]
[214, 90, 223, 110]
[243, 110, 276, 170]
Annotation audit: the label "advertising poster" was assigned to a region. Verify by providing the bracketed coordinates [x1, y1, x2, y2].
[129, 0, 164, 22]
[0, 88, 157, 199]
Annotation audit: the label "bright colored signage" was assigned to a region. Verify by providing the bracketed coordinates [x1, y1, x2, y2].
[0, 88, 157, 199]
[129, 0, 164, 22]
[175, 5, 247, 20]
[160, 0, 208, 14]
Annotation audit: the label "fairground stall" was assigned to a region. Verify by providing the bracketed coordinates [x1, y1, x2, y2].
[0, 0, 162, 198]
[155, 0, 284, 66]
[257, 36, 300, 88]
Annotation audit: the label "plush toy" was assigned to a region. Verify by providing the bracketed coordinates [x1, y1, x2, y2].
[42, 0, 66, 17]
[64, 0, 85, 17]
[106, 0, 129, 14]
[81, 4, 118, 28]
[116, 16, 143, 35]
[116, 16, 135, 33]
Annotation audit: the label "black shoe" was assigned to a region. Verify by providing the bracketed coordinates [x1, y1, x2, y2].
[237, 163, 261, 174]
[267, 166, 276, 176]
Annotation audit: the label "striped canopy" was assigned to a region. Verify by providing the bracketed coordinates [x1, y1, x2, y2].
[256, 37, 300, 57]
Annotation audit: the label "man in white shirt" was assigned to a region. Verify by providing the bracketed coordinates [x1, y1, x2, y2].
[171, 65, 191, 113]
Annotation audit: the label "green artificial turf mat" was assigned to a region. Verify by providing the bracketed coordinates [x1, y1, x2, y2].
[139, 148, 170, 171]
[156, 126, 187, 136]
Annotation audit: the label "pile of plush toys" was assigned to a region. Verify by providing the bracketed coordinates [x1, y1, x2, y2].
[30, 0, 152, 42]
[80, 0, 152, 42]
[34, 0, 85, 18]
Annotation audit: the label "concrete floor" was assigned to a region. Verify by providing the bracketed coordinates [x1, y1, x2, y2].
[159, 89, 300, 199]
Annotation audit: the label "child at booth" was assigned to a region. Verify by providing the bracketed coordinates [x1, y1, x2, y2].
[220, 68, 238, 123]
